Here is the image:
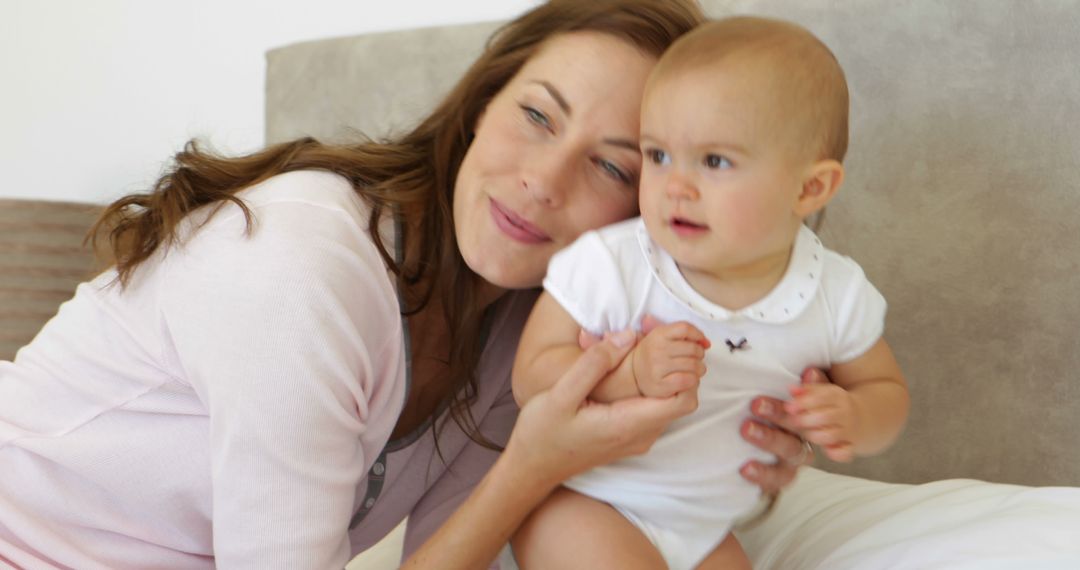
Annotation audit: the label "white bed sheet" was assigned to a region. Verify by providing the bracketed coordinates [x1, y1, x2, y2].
[357, 467, 1080, 569]
[736, 467, 1080, 569]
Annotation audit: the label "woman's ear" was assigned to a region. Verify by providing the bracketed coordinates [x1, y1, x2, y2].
[795, 159, 844, 218]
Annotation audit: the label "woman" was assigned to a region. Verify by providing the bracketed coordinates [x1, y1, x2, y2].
[0, 1, 809, 568]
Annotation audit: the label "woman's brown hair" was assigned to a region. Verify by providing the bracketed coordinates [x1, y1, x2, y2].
[91, 0, 706, 448]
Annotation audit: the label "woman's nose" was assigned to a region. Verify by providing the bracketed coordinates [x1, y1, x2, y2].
[521, 148, 572, 208]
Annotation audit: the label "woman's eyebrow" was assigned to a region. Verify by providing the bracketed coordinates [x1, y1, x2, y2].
[530, 80, 571, 116]
[528, 80, 637, 151]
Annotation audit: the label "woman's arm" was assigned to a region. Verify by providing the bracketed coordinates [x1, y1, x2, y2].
[402, 335, 698, 569]
[512, 292, 641, 405]
[161, 192, 398, 568]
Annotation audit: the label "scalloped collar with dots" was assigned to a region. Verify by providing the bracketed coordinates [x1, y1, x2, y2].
[636, 221, 825, 325]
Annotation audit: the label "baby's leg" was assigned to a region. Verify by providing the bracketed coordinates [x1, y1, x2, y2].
[694, 533, 751, 570]
[512, 486, 666, 570]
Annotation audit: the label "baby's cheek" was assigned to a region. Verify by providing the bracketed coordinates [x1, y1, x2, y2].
[722, 195, 776, 244]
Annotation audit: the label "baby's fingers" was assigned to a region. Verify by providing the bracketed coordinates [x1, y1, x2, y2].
[663, 340, 707, 360]
[790, 406, 845, 430]
[656, 371, 700, 397]
[667, 355, 706, 376]
[805, 425, 846, 447]
[823, 441, 854, 463]
[787, 383, 842, 411]
[657, 321, 711, 349]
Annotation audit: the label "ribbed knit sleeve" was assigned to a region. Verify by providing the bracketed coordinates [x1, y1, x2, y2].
[158, 173, 406, 569]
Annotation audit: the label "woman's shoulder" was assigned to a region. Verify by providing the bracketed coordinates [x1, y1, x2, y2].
[166, 169, 394, 286]
[179, 169, 390, 251]
[239, 170, 371, 222]
[156, 169, 402, 330]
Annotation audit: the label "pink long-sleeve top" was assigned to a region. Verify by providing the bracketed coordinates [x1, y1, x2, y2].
[0, 170, 533, 569]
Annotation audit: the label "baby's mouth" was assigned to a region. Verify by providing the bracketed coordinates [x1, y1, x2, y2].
[671, 216, 708, 230]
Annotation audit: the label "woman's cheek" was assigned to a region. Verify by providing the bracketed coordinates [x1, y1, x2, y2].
[589, 193, 638, 232]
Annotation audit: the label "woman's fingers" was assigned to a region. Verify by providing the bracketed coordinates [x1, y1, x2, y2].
[733, 369, 833, 493]
[626, 387, 699, 428]
[577, 328, 603, 350]
[749, 396, 800, 433]
[598, 393, 697, 455]
[738, 459, 798, 495]
[738, 418, 812, 493]
[802, 367, 830, 385]
[509, 333, 657, 483]
[640, 314, 664, 335]
[565, 381, 699, 461]
[552, 330, 636, 409]
[740, 419, 810, 465]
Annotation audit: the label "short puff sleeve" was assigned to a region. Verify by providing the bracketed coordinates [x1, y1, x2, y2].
[823, 253, 888, 363]
[542, 230, 631, 336]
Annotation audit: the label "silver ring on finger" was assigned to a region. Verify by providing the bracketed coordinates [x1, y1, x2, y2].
[789, 438, 814, 466]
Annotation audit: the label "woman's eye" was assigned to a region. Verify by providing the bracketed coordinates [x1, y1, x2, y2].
[521, 105, 552, 130]
[705, 154, 733, 169]
[645, 149, 670, 165]
[596, 159, 632, 185]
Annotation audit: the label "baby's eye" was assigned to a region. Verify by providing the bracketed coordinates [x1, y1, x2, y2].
[704, 154, 732, 169]
[645, 148, 670, 165]
[520, 105, 552, 130]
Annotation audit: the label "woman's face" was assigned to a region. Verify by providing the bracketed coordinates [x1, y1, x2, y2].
[454, 32, 656, 290]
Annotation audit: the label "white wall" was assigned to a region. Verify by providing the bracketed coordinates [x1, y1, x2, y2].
[0, 0, 539, 204]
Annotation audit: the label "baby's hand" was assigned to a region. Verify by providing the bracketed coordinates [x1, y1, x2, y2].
[784, 383, 859, 462]
[631, 322, 710, 398]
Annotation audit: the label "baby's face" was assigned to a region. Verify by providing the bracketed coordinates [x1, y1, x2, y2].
[638, 65, 810, 279]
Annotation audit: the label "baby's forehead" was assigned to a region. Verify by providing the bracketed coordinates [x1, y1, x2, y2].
[643, 52, 796, 123]
[642, 65, 795, 153]
[651, 16, 841, 90]
[644, 16, 849, 161]
[651, 22, 821, 82]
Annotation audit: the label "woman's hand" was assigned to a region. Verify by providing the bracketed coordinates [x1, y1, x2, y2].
[507, 330, 699, 490]
[404, 334, 695, 569]
[738, 367, 828, 494]
[404, 334, 697, 570]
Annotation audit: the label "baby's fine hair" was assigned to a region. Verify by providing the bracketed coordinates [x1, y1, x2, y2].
[650, 16, 850, 163]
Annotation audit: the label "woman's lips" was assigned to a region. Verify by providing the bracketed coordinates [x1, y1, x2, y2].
[490, 199, 551, 244]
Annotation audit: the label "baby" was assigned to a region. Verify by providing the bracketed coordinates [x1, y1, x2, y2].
[511, 16, 910, 570]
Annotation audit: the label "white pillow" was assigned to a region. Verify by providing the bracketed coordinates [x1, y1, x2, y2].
[736, 467, 1080, 569]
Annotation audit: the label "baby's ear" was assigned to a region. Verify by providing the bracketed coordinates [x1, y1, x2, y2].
[795, 159, 844, 218]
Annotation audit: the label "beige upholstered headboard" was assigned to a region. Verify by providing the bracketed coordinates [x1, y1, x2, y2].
[266, 0, 1080, 488]
[0, 200, 101, 361]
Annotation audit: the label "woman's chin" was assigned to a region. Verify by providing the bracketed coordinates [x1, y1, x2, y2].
[482, 268, 543, 291]
[466, 255, 543, 291]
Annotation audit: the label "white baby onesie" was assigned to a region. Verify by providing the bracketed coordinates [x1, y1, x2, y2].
[545, 218, 886, 569]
